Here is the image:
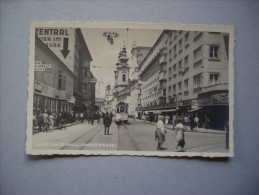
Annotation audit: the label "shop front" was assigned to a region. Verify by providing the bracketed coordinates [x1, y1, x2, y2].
[33, 81, 74, 114]
[198, 91, 229, 130]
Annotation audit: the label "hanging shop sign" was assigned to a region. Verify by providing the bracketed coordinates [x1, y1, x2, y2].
[198, 92, 229, 106]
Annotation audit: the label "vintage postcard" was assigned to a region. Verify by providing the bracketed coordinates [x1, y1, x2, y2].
[26, 22, 234, 157]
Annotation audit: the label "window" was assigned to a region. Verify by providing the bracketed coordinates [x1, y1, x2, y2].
[169, 67, 172, 74]
[168, 86, 171, 94]
[173, 44, 177, 54]
[209, 45, 219, 58]
[173, 64, 176, 73]
[58, 73, 62, 90]
[184, 79, 188, 91]
[185, 32, 189, 44]
[209, 73, 220, 85]
[169, 49, 172, 56]
[193, 74, 203, 89]
[194, 47, 202, 63]
[173, 85, 176, 94]
[184, 55, 189, 68]
[179, 39, 182, 50]
[122, 73, 126, 82]
[178, 60, 182, 73]
[179, 30, 183, 35]
[178, 82, 182, 91]
[83, 68, 88, 77]
[162, 89, 166, 97]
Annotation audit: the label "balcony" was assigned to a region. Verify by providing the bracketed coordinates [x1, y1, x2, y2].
[160, 46, 167, 55]
[159, 55, 167, 65]
[159, 71, 167, 81]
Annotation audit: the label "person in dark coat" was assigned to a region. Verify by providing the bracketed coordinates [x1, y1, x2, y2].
[103, 112, 111, 135]
[37, 112, 44, 132]
[189, 113, 194, 131]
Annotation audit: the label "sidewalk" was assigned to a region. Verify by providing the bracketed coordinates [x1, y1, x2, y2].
[33, 120, 101, 135]
[137, 119, 226, 134]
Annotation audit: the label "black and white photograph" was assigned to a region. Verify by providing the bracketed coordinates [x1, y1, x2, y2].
[26, 22, 234, 157]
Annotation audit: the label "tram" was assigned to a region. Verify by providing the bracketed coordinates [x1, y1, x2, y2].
[115, 102, 129, 124]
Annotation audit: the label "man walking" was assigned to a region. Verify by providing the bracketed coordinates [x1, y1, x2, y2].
[103, 112, 111, 135]
[42, 111, 49, 132]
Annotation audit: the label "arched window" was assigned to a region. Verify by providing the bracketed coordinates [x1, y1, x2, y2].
[122, 73, 126, 82]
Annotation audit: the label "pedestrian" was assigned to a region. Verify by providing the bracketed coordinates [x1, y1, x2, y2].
[75, 112, 79, 124]
[33, 112, 37, 129]
[224, 121, 229, 149]
[49, 112, 54, 130]
[110, 112, 113, 121]
[190, 113, 194, 131]
[175, 123, 185, 152]
[155, 115, 167, 150]
[183, 114, 189, 131]
[96, 112, 100, 124]
[103, 112, 111, 135]
[37, 112, 43, 132]
[80, 112, 84, 123]
[165, 114, 170, 125]
[42, 111, 49, 132]
[204, 115, 210, 129]
[172, 114, 176, 128]
[194, 114, 199, 130]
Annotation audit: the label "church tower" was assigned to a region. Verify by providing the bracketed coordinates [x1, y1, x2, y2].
[114, 45, 130, 92]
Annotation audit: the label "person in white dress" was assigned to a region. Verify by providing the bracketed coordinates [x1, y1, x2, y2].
[155, 115, 167, 150]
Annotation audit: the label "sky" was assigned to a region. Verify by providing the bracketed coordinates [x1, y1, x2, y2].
[82, 28, 162, 98]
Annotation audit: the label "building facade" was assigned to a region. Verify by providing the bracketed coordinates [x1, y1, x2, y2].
[34, 36, 75, 113]
[35, 28, 96, 112]
[137, 30, 229, 129]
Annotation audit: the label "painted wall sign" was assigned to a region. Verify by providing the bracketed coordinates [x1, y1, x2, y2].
[36, 28, 72, 59]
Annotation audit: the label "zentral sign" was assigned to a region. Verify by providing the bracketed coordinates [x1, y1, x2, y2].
[36, 28, 71, 58]
[34, 61, 51, 71]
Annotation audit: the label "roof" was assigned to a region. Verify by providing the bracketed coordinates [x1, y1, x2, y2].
[76, 28, 93, 61]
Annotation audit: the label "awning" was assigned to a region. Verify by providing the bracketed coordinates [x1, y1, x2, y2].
[188, 107, 202, 112]
[161, 109, 177, 113]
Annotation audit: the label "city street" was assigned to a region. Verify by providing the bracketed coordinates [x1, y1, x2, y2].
[32, 119, 228, 153]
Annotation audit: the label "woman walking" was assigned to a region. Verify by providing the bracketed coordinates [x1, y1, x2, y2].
[103, 112, 111, 135]
[175, 123, 185, 152]
[155, 115, 167, 150]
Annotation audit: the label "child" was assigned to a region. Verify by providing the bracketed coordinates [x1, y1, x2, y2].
[175, 123, 185, 152]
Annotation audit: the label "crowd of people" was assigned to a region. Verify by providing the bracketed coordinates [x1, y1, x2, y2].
[144, 112, 211, 131]
[33, 110, 113, 133]
[154, 113, 229, 151]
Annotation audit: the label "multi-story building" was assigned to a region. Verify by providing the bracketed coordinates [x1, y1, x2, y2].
[34, 36, 75, 113]
[137, 30, 229, 129]
[35, 28, 96, 112]
[138, 31, 169, 111]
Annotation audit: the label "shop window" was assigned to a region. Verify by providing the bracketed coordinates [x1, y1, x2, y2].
[209, 45, 219, 59]
[209, 73, 220, 85]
